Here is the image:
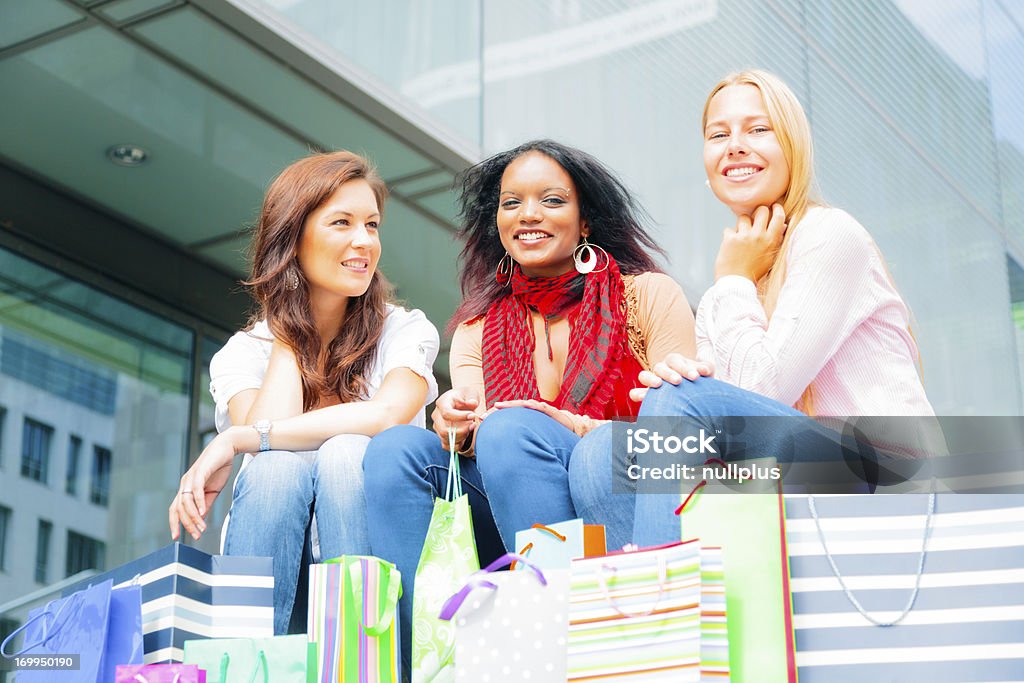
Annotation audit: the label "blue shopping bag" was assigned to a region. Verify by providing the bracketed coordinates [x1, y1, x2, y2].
[1, 579, 143, 682]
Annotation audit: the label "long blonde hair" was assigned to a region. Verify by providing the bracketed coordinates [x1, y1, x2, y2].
[702, 70, 821, 411]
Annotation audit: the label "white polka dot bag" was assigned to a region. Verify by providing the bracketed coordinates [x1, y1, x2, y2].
[439, 553, 570, 682]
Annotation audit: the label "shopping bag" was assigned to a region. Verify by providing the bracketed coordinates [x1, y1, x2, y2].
[440, 553, 570, 682]
[63, 542, 273, 663]
[698, 547, 729, 681]
[568, 539, 705, 681]
[411, 427, 479, 683]
[308, 555, 402, 683]
[677, 458, 796, 683]
[786, 492, 1024, 681]
[115, 663, 207, 682]
[1, 579, 144, 682]
[183, 634, 314, 683]
[513, 519, 607, 570]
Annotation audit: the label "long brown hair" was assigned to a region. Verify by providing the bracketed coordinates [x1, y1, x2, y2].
[245, 151, 393, 411]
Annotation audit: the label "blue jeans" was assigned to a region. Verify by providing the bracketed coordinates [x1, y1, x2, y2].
[363, 407, 634, 671]
[224, 434, 372, 635]
[632, 376, 850, 545]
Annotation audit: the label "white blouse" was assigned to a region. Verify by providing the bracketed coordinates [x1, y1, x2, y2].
[696, 206, 933, 417]
[209, 304, 440, 432]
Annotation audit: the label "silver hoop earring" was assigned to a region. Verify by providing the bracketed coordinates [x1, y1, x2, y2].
[495, 252, 513, 287]
[284, 266, 300, 291]
[573, 237, 608, 275]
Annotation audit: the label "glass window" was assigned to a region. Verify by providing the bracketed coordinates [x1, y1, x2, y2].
[20, 418, 53, 483]
[89, 445, 111, 507]
[0, 245, 195, 600]
[66, 530, 106, 577]
[0, 505, 10, 572]
[34, 519, 52, 584]
[0, 405, 6, 468]
[65, 435, 81, 496]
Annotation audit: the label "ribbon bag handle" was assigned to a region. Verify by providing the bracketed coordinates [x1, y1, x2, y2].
[439, 553, 547, 621]
[133, 674, 181, 683]
[216, 649, 269, 683]
[349, 559, 402, 637]
[445, 426, 463, 501]
[0, 592, 81, 657]
[511, 524, 568, 570]
[595, 553, 669, 618]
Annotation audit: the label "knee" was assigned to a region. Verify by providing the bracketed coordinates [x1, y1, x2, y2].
[316, 434, 370, 479]
[639, 377, 728, 417]
[233, 451, 313, 514]
[236, 450, 312, 496]
[475, 407, 535, 455]
[363, 425, 439, 491]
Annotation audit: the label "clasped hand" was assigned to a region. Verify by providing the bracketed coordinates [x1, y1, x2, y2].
[714, 203, 787, 283]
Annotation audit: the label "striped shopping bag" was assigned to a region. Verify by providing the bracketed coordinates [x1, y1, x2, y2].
[786, 493, 1024, 681]
[568, 539, 704, 681]
[699, 548, 729, 681]
[63, 542, 273, 663]
[308, 555, 402, 683]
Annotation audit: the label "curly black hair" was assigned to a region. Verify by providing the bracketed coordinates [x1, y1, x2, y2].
[449, 139, 665, 332]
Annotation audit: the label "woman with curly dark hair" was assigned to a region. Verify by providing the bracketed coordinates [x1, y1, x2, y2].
[363, 140, 697, 671]
[169, 151, 439, 635]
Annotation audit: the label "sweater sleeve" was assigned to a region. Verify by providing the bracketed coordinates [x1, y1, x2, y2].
[695, 208, 878, 406]
[449, 319, 486, 403]
[631, 272, 697, 367]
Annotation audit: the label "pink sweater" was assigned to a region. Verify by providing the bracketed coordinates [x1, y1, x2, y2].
[696, 206, 934, 417]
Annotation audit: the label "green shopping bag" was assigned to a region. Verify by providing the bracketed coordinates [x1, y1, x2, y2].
[677, 458, 797, 683]
[308, 555, 403, 683]
[412, 427, 479, 683]
[182, 634, 315, 683]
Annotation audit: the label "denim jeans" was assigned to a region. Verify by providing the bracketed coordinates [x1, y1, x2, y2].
[223, 433, 372, 635]
[362, 406, 634, 671]
[632, 376, 850, 545]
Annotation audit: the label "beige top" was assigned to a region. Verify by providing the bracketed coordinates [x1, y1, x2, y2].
[450, 271, 696, 405]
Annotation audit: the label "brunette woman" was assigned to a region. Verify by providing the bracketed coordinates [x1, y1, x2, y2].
[169, 151, 439, 634]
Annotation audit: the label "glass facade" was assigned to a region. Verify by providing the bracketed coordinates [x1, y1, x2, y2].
[0, 245, 229, 610]
[253, 0, 1024, 415]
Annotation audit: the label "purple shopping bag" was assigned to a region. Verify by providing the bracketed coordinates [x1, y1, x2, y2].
[115, 663, 206, 682]
[0, 579, 144, 682]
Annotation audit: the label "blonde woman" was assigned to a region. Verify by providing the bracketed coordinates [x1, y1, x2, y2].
[629, 70, 934, 543]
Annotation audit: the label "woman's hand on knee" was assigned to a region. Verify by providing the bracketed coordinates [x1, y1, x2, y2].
[431, 387, 483, 451]
[630, 354, 714, 403]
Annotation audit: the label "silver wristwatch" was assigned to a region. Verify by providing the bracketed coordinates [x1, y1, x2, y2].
[253, 419, 272, 452]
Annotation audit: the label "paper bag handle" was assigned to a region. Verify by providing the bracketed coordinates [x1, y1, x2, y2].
[595, 553, 668, 618]
[445, 427, 463, 501]
[349, 559, 402, 637]
[217, 650, 269, 683]
[0, 592, 81, 657]
[133, 674, 181, 683]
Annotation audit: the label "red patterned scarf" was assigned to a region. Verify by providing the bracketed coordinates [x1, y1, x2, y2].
[481, 254, 628, 418]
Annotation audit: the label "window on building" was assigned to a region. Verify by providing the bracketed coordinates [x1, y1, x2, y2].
[0, 506, 10, 572]
[35, 519, 52, 584]
[90, 446, 111, 507]
[20, 418, 53, 484]
[65, 435, 81, 496]
[0, 405, 6, 468]
[66, 530, 105, 577]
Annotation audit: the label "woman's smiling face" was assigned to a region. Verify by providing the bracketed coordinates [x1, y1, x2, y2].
[703, 84, 791, 217]
[496, 151, 587, 278]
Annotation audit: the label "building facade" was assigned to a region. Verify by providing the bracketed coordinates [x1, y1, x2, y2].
[1, 0, 1021, 652]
